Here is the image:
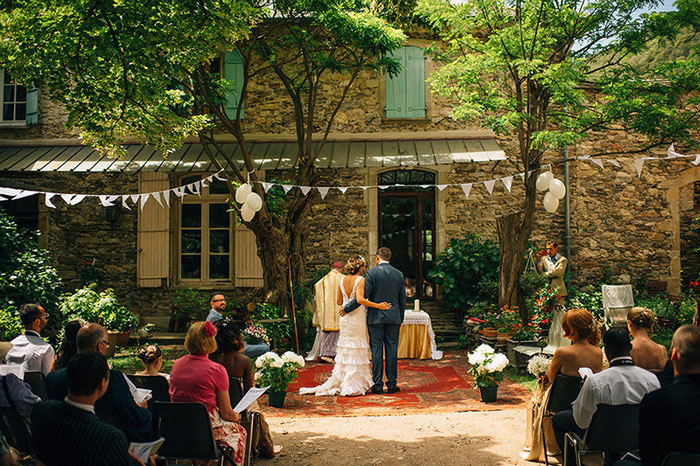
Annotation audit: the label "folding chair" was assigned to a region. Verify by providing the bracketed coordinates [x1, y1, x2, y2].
[23, 371, 48, 400]
[542, 374, 582, 466]
[152, 401, 235, 465]
[229, 377, 257, 466]
[127, 374, 170, 410]
[564, 404, 640, 466]
[662, 452, 700, 466]
[0, 407, 33, 461]
[602, 285, 634, 328]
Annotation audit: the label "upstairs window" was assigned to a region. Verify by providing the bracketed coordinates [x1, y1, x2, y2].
[385, 46, 426, 119]
[1, 69, 37, 125]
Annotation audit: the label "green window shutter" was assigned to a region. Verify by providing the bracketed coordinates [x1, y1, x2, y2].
[405, 46, 426, 118]
[26, 87, 38, 125]
[223, 50, 244, 120]
[385, 48, 406, 119]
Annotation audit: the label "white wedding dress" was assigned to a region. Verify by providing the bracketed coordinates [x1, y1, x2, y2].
[299, 276, 373, 396]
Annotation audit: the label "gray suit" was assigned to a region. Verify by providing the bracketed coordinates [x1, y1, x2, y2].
[344, 262, 406, 390]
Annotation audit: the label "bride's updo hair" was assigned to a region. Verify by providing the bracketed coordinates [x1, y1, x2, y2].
[344, 256, 366, 275]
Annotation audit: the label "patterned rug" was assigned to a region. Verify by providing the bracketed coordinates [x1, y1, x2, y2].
[259, 350, 532, 418]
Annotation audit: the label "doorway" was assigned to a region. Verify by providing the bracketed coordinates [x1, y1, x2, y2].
[378, 169, 436, 300]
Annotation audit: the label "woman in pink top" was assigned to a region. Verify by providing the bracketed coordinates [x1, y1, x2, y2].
[170, 321, 246, 466]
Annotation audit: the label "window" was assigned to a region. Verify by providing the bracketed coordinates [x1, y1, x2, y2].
[385, 46, 426, 119]
[1, 69, 27, 122]
[179, 175, 234, 281]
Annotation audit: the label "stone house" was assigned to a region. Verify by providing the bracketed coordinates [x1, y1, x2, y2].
[0, 36, 698, 323]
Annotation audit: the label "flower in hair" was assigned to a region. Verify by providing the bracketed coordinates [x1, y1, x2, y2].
[203, 321, 217, 337]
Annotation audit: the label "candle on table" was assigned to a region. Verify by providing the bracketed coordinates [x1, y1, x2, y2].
[414, 299, 420, 312]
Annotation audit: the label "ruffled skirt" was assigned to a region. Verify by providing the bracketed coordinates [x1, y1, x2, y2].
[210, 409, 247, 466]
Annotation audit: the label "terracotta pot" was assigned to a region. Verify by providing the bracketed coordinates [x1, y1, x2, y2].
[483, 328, 498, 338]
[478, 328, 485, 335]
[497, 332, 514, 344]
[107, 331, 130, 347]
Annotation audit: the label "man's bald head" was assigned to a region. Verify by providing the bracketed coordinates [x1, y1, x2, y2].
[76, 323, 107, 354]
[671, 325, 700, 374]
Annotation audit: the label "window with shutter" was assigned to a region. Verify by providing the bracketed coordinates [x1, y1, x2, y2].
[1, 69, 32, 125]
[137, 172, 170, 287]
[385, 46, 426, 119]
[223, 50, 244, 120]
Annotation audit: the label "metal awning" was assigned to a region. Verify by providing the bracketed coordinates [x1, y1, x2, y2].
[0, 138, 506, 173]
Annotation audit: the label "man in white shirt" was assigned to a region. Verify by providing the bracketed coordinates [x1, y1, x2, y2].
[4, 304, 54, 375]
[552, 327, 661, 466]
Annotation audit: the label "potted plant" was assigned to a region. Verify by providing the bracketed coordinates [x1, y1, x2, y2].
[496, 306, 521, 343]
[505, 322, 538, 365]
[468, 344, 509, 402]
[255, 351, 304, 408]
[482, 311, 499, 338]
[242, 323, 271, 346]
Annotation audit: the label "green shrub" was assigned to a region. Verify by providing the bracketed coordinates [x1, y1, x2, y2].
[0, 306, 22, 341]
[428, 234, 500, 311]
[252, 303, 291, 345]
[60, 286, 139, 332]
[171, 288, 210, 322]
[569, 286, 604, 318]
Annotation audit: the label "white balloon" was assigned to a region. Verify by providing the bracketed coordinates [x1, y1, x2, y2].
[240, 203, 255, 222]
[235, 183, 252, 204]
[543, 191, 559, 213]
[549, 178, 566, 200]
[246, 192, 263, 212]
[536, 172, 553, 192]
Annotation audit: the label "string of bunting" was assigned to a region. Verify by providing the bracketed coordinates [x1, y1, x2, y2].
[0, 145, 698, 209]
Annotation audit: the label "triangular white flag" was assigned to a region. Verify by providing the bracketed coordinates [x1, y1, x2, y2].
[200, 178, 209, 189]
[360, 186, 370, 191]
[130, 194, 140, 204]
[519, 173, 525, 182]
[214, 171, 227, 181]
[188, 182, 201, 195]
[69, 195, 86, 206]
[173, 187, 186, 198]
[634, 159, 645, 178]
[282, 185, 292, 194]
[99, 195, 115, 207]
[11, 190, 36, 200]
[162, 191, 170, 207]
[317, 187, 330, 199]
[501, 176, 513, 192]
[606, 159, 621, 168]
[590, 158, 604, 169]
[693, 154, 700, 166]
[419, 184, 430, 189]
[121, 195, 132, 210]
[60, 194, 75, 205]
[484, 179, 496, 195]
[436, 184, 448, 191]
[45, 193, 56, 209]
[666, 144, 677, 158]
[151, 191, 163, 207]
[338, 187, 348, 194]
[378, 185, 390, 190]
[300, 186, 311, 196]
[140, 193, 150, 209]
[461, 183, 473, 200]
[262, 182, 273, 193]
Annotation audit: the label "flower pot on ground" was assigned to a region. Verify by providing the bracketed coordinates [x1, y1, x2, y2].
[468, 344, 508, 403]
[482, 328, 498, 338]
[479, 385, 498, 403]
[255, 351, 305, 408]
[109, 330, 130, 347]
[268, 390, 287, 408]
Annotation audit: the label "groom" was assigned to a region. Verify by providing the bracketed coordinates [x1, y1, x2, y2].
[343, 247, 406, 394]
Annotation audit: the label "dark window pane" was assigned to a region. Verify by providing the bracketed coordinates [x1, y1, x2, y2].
[181, 204, 201, 228]
[4, 86, 14, 103]
[181, 230, 201, 253]
[16, 86, 26, 102]
[15, 103, 25, 121]
[182, 175, 201, 186]
[209, 203, 230, 228]
[209, 178, 229, 194]
[210, 230, 229, 253]
[3, 72, 12, 85]
[181, 255, 201, 279]
[3, 104, 13, 121]
[210, 255, 229, 279]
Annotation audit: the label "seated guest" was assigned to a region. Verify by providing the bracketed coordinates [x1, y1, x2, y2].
[136, 344, 169, 382]
[552, 327, 660, 466]
[521, 308, 603, 462]
[0, 342, 40, 423]
[4, 304, 54, 375]
[206, 293, 269, 359]
[171, 321, 247, 466]
[638, 325, 700, 466]
[46, 323, 152, 442]
[32, 352, 142, 465]
[52, 320, 82, 371]
[210, 320, 278, 458]
[627, 307, 667, 372]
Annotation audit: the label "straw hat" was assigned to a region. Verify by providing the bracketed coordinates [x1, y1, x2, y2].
[0, 342, 13, 361]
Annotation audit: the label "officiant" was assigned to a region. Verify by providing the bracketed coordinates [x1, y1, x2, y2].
[306, 261, 343, 362]
[536, 241, 570, 348]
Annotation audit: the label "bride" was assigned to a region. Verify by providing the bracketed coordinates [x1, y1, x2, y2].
[300, 256, 390, 396]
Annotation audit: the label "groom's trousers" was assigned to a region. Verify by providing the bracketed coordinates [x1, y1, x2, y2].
[368, 323, 401, 389]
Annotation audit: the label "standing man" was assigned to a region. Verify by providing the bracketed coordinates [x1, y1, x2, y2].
[536, 242, 569, 348]
[4, 303, 54, 375]
[306, 261, 344, 363]
[344, 247, 406, 394]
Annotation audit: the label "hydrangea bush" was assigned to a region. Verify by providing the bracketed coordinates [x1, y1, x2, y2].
[254, 351, 305, 392]
[468, 344, 509, 388]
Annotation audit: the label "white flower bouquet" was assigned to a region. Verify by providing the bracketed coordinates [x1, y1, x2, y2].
[254, 351, 305, 392]
[527, 354, 552, 378]
[468, 344, 509, 388]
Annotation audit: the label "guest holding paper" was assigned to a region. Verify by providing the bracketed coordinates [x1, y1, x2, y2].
[170, 321, 246, 466]
[210, 320, 278, 458]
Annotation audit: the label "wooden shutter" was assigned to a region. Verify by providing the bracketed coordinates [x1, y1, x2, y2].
[405, 46, 426, 118]
[223, 51, 244, 120]
[235, 224, 263, 287]
[25, 87, 38, 125]
[385, 48, 406, 119]
[137, 172, 170, 287]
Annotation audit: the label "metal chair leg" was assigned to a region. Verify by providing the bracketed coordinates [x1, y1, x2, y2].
[246, 412, 255, 466]
[542, 415, 550, 466]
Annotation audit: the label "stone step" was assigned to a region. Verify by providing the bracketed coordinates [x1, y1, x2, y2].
[139, 316, 171, 332]
[130, 332, 186, 346]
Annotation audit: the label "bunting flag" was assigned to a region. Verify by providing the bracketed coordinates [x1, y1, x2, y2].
[634, 159, 646, 178]
[300, 186, 311, 196]
[99, 195, 119, 207]
[12, 190, 36, 200]
[262, 182, 273, 193]
[484, 179, 496, 195]
[151, 191, 163, 207]
[461, 183, 472, 200]
[590, 159, 604, 169]
[121, 195, 131, 210]
[436, 184, 448, 191]
[519, 173, 525, 182]
[338, 187, 348, 194]
[282, 185, 292, 194]
[45, 193, 56, 209]
[501, 176, 513, 192]
[606, 159, 621, 168]
[140, 193, 150, 210]
[162, 191, 170, 207]
[317, 187, 330, 199]
[693, 155, 700, 166]
[130, 194, 140, 205]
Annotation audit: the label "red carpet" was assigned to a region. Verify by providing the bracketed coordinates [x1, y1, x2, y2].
[259, 351, 532, 417]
